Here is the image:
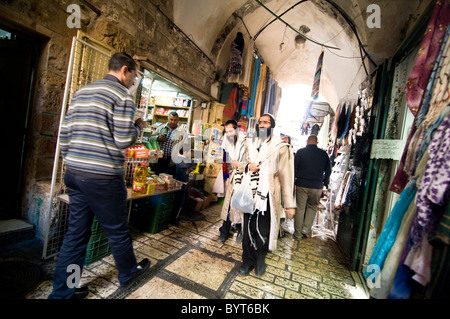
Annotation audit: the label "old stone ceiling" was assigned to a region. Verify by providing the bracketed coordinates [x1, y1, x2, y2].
[172, 0, 432, 109]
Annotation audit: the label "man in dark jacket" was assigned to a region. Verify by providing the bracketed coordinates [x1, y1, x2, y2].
[293, 134, 331, 240]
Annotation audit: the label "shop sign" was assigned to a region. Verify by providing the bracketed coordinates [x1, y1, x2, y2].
[370, 139, 405, 160]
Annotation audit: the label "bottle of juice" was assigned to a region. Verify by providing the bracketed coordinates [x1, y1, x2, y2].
[132, 162, 149, 195]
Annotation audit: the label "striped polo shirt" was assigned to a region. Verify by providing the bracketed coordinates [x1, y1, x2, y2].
[59, 75, 140, 178]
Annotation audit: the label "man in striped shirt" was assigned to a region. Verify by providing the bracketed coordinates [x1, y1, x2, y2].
[49, 53, 149, 299]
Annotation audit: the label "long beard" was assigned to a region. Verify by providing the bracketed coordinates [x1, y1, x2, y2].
[226, 135, 237, 145]
[257, 127, 272, 140]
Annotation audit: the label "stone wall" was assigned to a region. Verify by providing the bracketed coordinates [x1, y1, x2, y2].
[0, 0, 215, 241]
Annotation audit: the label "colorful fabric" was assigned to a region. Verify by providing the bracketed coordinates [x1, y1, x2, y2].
[404, 0, 450, 116]
[389, 22, 450, 195]
[432, 201, 450, 245]
[409, 112, 450, 248]
[415, 25, 450, 128]
[246, 56, 261, 118]
[223, 86, 237, 119]
[363, 180, 418, 279]
[311, 50, 324, 100]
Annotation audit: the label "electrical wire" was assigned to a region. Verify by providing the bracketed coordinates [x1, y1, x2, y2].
[254, 0, 340, 50]
[252, 0, 377, 69]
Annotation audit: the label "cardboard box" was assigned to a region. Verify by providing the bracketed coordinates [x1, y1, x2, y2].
[187, 196, 204, 212]
[188, 187, 212, 210]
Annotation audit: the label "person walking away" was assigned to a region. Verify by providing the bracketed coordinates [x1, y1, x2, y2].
[293, 134, 331, 240]
[49, 52, 150, 299]
[239, 114, 295, 276]
[150, 111, 187, 176]
[218, 120, 247, 244]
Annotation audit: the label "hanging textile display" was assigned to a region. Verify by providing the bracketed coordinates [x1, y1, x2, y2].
[415, 26, 449, 128]
[363, 180, 418, 279]
[363, 3, 450, 297]
[404, 0, 450, 116]
[253, 63, 268, 118]
[246, 55, 261, 118]
[311, 50, 324, 100]
[364, 48, 419, 269]
[263, 74, 275, 115]
[317, 114, 330, 149]
[402, 111, 450, 285]
[371, 147, 430, 299]
[239, 84, 249, 116]
[222, 85, 238, 121]
[390, 24, 450, 194]
[228, 32, 245, 77]
[272, 83, 283, 119]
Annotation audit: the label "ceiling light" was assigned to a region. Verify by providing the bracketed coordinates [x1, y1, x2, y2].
[295, 25, 310, 49]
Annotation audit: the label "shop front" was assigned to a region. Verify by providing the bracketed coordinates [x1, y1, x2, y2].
[41, 31, 217, 263]
[328, 0, 450, 298]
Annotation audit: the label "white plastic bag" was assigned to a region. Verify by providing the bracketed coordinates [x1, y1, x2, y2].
[230, 173, 254, 214]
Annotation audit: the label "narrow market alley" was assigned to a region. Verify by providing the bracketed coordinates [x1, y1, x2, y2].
[1, 0, 449, 303]
[2, 202, 367, 300]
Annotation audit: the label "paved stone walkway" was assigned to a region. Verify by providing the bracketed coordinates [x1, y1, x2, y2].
[25, 203, 368, 299]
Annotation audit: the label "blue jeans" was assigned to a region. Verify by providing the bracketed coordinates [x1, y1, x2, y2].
[48, 170, 138, 299]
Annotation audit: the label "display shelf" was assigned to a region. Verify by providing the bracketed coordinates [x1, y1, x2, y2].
[152, 104, 190, 120]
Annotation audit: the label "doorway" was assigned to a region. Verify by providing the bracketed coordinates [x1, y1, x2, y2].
[0, 25, 41, 220]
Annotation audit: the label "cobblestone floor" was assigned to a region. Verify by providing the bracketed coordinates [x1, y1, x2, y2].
[22, 202, 369, 300]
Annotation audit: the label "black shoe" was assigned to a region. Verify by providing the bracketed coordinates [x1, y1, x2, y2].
[70, 286, 89, 299]
[255, 263, 267, 276]
[239, 264, 254, 276]
[122, 258, 151, 289]
[217, 234, 229, 244]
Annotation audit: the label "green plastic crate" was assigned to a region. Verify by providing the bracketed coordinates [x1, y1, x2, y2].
[130, 192, 175, 234]
[84, 217, 111, 265]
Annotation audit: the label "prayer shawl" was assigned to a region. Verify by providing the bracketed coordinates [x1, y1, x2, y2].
[232, 134, 295, 251]
[246, 135, 282, 215]
[219, 132, 247, 225]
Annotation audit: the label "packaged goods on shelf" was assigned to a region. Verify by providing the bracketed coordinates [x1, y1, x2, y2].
[146, 181, 156, 195]
[150, 96, 191, 107]
[126, 145, 148, 158]
[132, 162, 149, 195]
[159, 173, 174, 181]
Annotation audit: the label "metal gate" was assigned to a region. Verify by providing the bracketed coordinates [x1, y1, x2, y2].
[41, 33, 151, 260]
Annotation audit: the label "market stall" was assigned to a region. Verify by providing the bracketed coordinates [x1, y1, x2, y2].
[42, 32, 215, 261]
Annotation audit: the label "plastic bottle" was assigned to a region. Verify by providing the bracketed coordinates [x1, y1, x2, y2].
[132, 162, 149, 195]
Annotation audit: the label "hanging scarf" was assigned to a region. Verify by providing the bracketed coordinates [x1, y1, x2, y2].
[236, 134, 284, 215]
[409, 111, 450, 249]
[404, 0, 450, 116]
[247, 136, 271, 214]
